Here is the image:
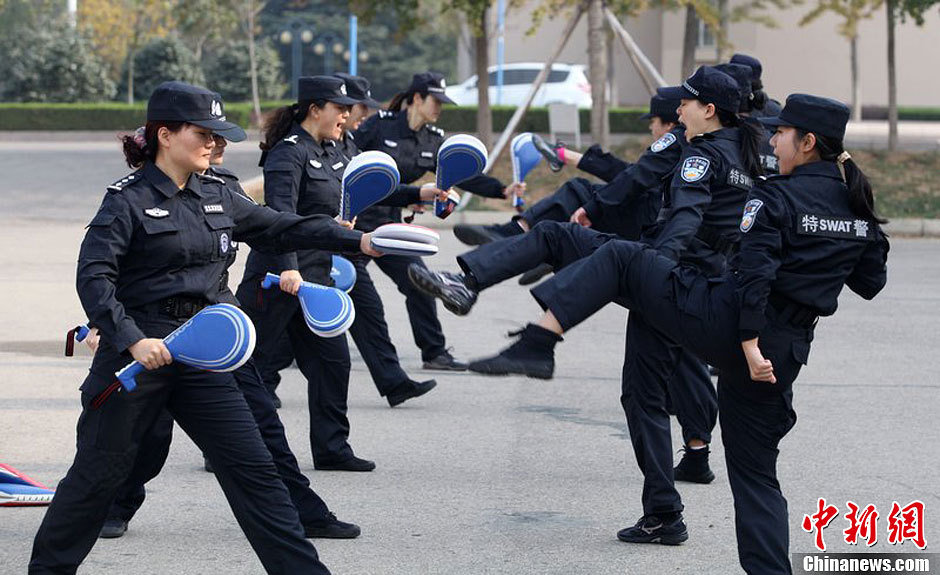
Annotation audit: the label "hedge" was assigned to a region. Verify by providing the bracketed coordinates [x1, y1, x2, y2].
[3, 102, 938, 132]
[0, 102, 649, 133]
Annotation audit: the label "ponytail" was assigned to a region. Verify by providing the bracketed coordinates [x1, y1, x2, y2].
[797, 128, 886, 224]
[119, 121, 184, 168]
[750, 90, 768, 113]
[386, 90, 416, 113]
[260, 99, 328, 151]
[717, 109, 764, 178]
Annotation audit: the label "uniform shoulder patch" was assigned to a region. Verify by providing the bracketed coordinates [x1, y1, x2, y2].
[209, 166, 238, 181]
[283, 135, 299, 144]
[106, 171, 141, 192]
[739, 199, 763, 233]
[426, 124, 444, 137]
[727, 167, 754, 190]
[378, 109, 396, 119]
[198, 172, 225, 185]
[680, 156, 710, 182]
[650, 132, 677, 153]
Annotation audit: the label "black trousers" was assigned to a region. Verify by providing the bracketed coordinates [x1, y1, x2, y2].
[368, 253, 447, 363]
[347, 256, 410, 396]
[238, 276, 353, 464]
[29, 315, 328, 575]
[107, 359, 332, 526]
[531, 238, 809, 575]
[520, 177, 596, 227]
[460, 221, 717, 516]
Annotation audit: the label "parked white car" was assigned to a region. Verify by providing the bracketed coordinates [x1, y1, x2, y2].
[445, 63, 593, 108]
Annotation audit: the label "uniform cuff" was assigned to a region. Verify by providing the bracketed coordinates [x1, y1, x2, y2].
[738, 310, 766, 341]
[113, 322, 147, 354]
[582, 199, 602, 223]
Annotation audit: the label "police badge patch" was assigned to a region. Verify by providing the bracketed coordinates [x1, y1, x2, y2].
[220, 232, 230, 254]
[680, 156, 710, 182]
[650, 132, 676, 153]
[740, 199, 763, 232]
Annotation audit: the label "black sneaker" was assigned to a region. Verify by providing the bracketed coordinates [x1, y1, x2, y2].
[453, 221, 524, 246]
[531, 134, 564, 172]
[314, 455, 376, 472]
[423, 349, 467, 371]
[407, 265, 478, 316]
[518, 263, 554, 286]
[99, 518, 128, 539]
[304, 512, 361, 539]
[674, 446, 715, 484]
[617, 514, 689, 545]
[467, 324, 560, 380]
[387, 378, 438, 407]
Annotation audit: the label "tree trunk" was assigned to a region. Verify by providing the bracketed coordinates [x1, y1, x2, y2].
[717, 0, 730, 59]
[475, 7, 493, 149]
[886, 0, 898, 150]
[850, 33, 862, 121]
[587, 0, 608, 148]
[127, 50, 135, 105]
[247, 1, 261, 126]
[681, 4, 697, 78]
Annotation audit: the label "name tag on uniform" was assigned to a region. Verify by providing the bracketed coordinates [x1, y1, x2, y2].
[332, 161, 344, 171]
[383, 140, 398, 148]
[420, 151, 434, 158]
[797, 213, 873, 240]
[727, 168, 753, 190]
[310, 160, 322, 169]
[203, 204, 224, 214]
[145, 207, 169, 218]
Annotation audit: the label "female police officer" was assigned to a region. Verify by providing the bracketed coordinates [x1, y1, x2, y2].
[459, 94, 889, 574]
[235, 76, 378, 472]
[29, 80, 381, 575]
[351, 71, 520, 372]
[413, 65, 765, 542]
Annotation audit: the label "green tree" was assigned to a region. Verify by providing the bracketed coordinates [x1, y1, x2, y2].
[0, 16, 115, 102]
[205, 39, 285, 101]
[885, 0, 938, 149]
[121, 35, 205, 102]
[800, 0, 882, 121]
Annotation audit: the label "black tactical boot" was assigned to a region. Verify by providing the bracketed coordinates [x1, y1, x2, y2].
[674, 445, 715, 484]
[467, 324, 562, 380]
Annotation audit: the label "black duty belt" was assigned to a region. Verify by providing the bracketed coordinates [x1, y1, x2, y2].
[768, 293, 819, 329]
[695, 225, 737, 257]
[141, 296, 210, 319]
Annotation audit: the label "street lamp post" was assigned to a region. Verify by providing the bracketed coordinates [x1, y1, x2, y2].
[278, 19, 314, 100]
[313, 34, 345, 75]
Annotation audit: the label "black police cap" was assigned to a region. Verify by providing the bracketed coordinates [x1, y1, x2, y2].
[713, 63, 753, 110]
[640, 94, 680, 124]
[333, 72, 382, 109]
[759, 93, 850, 141]
[408, 71, 456, 104]
[298, 75, 358, 106]
[730, 54, 763, 80]
[657, 66, 741, 114]
[147, 81, 246, 142]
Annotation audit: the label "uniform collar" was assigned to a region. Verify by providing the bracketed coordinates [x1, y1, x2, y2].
[142, 162, 207, 198]
[708, 127, 741, 142]
[396, 111, 416, 138]
[790, 160, 844, 180]
[290, 122, 330, 157]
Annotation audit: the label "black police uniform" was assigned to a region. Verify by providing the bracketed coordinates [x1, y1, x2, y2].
[351, 98, 506, 364]
[29, 156, 363, 574]
[331, 129, 441, 398]
[534, 65, 753, 523]
[523, 94, 888, 573]
[235, 79, 366, 466]
[105, 165, 338, 533]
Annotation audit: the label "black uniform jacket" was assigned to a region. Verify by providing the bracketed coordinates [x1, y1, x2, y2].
[78, 161, 361, 353]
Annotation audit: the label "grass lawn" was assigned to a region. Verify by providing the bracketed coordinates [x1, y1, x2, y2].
[464, 136, 940, 219]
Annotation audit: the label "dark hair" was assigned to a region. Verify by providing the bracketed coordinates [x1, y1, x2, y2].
[750, 89, 768, 113]
[717, 109, 764, 178]
[386, 85, 435, 113]
[120, 121, 185, 168]
[795, 128, 886, 223]
[259, 99, 328, 151]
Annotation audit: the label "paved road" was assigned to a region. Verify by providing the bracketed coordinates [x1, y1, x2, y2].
[0, 142, 937, 574]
